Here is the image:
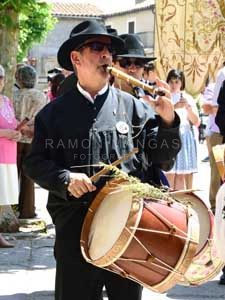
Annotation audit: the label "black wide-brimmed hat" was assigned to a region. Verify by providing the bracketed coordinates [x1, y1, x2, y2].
[116, 34, 156, 63]
[57, 20, 124, 71]
[106, 26, 118, 36]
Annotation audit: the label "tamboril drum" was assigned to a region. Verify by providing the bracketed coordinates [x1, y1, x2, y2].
[80, 180, 199, 293]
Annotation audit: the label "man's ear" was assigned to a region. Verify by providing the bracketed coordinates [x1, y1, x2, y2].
[71, 51, 80, 66]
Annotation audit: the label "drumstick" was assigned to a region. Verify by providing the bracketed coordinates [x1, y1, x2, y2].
[90, 148, 138, 183]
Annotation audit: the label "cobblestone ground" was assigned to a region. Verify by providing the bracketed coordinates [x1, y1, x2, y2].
[0, 142, 224, 300]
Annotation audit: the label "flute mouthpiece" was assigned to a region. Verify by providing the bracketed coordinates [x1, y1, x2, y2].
[106, 65, 112, 73]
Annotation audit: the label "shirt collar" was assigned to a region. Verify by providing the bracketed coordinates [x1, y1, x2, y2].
[77, 82, 109, 103]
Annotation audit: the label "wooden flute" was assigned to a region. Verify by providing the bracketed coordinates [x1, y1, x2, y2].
[106, 66, 166, 96]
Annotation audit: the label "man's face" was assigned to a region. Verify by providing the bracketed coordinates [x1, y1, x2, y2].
[116, 57, 145, 80]
[147, 70, 157, 82]
[70, 36, 113, 86]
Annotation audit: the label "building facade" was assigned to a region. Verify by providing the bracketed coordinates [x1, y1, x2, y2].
[29, 1, 155, 82]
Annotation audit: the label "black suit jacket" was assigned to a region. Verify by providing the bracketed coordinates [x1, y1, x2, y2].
[24, 86, 181, 256]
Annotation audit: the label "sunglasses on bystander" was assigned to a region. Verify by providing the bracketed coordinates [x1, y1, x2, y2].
[118, 58, 145, 68]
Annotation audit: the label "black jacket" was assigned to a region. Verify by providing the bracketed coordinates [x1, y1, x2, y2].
[24, 86, 181, 237]
[215, 80, 225, 139]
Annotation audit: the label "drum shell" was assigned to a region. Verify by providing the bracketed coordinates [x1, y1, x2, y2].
[81, 181, 199, 293]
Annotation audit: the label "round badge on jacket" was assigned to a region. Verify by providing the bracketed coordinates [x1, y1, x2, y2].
[116, 121, 129, 134]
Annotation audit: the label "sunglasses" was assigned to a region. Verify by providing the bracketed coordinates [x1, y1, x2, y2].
[118, 58, 145, 68]
[76, 41, 115, 55]
[0, 76, 4, 80]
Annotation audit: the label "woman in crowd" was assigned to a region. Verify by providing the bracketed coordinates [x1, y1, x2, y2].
[0, 65, 21, 247]
[50, 73, 65, 100]
[165, 69, 200, 190]
[13, 65, 47, 219]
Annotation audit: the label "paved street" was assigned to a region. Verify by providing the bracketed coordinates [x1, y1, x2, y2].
[0, 142, 224, 300]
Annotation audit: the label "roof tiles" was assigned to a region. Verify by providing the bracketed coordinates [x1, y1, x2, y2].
[51, 2, 103, 17]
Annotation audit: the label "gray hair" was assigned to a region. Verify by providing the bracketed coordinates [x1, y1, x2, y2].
[17, 65, 36, 88]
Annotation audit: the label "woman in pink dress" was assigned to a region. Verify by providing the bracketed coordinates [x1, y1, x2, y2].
[0, 65, 21, 247]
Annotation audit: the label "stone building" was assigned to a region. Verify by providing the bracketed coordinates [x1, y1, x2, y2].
[29, 2, 104, 77]
[29, 0, 155, 81]
[103, 0, 155, 55]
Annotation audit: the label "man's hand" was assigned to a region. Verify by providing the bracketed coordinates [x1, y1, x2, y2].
[68, 172, 96, 198]
[20, 124, 34, 138]
[142, 94, 175, 127]
[0, 129, 21, 141]
[202, 102, 215, 115]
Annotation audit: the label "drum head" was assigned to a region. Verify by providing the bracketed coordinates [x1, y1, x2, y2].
[175, 193, 211, 254]
[187, 194, 210, 253]
[88, 189, 133, 260]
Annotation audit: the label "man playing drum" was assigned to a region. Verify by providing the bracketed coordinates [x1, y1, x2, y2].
[24, 20, 181, 300]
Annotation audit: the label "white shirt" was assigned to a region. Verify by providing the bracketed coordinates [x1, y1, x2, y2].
[77, 82, 109, 103]
[212, 66, 225, 106]
[171, 91, 197, 128]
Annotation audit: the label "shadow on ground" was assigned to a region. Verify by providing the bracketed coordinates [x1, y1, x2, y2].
[0, 290, 54, 300]
[167, 280, 225, 299]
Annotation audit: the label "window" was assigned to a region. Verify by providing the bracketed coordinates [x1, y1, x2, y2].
[128, 21, 135, 34]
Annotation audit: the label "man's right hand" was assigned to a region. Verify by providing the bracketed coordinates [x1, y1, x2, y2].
[202, 102, 214, 115]
[67, 173, 96, 198]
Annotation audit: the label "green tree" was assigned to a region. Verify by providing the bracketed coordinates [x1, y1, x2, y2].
[0, 0, 56, 97]
[18, 2, 56, 62]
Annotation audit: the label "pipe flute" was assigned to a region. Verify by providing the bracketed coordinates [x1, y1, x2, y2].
[107, 66, 166, 96]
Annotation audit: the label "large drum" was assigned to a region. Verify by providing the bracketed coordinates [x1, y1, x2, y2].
[174, 192, 224, 286]
[80, 180, 199, 293]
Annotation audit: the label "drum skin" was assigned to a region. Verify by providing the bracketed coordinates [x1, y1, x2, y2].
[81, 181, 199, 293]
[173, 192, 214, 258]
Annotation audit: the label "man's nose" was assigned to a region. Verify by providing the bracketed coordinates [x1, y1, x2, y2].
[100, 46, 112, 57]
[128, 63, 138, 70]
[127, 64, 138, 73]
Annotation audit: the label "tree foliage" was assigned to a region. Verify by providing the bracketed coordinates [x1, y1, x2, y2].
[0, 0, 56, 62]
[18, 2, 56, 62]
[0, 0, 56, 97]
